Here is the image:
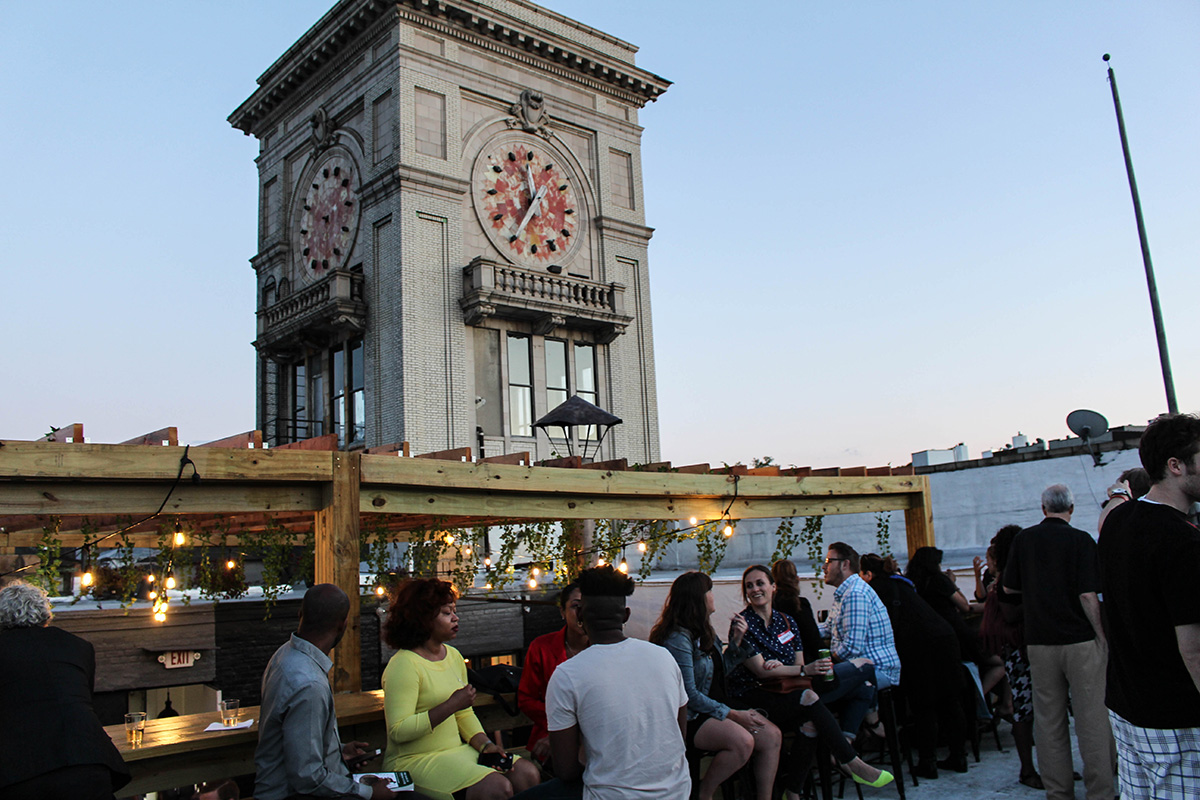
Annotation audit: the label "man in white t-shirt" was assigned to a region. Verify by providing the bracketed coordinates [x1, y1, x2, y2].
[546, 566, 690, 800]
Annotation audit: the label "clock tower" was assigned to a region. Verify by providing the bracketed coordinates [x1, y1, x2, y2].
[231, 0, 669, 462]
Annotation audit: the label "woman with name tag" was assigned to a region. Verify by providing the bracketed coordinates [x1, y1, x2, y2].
[727, 565, 893, 795]
[650, 571, 782, 800]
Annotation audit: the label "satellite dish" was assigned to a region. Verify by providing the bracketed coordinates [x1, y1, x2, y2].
[1066, 409, 1109, 443]
[1066, 409, 1109, 467]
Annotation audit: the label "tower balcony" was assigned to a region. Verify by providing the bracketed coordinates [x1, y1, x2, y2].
[460, 257, 633, 343]
[254, 269, 366, 358]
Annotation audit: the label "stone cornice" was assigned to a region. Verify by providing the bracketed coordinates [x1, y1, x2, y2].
[230, 0, 671, 135]
[595, 215, 654, 242]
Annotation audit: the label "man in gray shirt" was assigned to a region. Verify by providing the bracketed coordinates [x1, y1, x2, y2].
[255, 584, 395, 800]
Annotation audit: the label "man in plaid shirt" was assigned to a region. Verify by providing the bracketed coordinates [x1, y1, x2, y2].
[824, 542, 901, 689]
[1100, 413, 1200, 800]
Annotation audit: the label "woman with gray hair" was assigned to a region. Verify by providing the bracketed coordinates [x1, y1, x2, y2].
[0, 580, 131, 799]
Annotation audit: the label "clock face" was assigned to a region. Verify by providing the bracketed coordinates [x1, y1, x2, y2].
[473, 138, 581, 269]
[294, 153, 360, 281]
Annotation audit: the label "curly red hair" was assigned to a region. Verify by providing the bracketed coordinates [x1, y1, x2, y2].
[383, 578, 458, 650]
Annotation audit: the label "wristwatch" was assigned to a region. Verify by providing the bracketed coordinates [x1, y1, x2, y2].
[1109, 487, 1131, 499]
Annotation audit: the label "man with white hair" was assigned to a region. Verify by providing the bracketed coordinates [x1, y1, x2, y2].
[1004, 485, 1115, 800]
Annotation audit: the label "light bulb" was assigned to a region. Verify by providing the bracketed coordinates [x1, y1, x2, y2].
[146, 574, 155, 583]
[723, 524, 734, 538]
[446, 534, 455, 545]
[166, 576, 176, 590]
[375, 586, 385, 597]
[226, 560, 236, 570]
[637, 541, 647, 553]
[154, 611, 166, 623]
[528, 578, 537, 589]
[173, 531, 186, 546]
[597, 558, 606, 567]
[532, 567, 541, 577]
[484, 557, 492, 567]
[148, 590, 158, 600]
[465, 547, 472, 556]
[81, 571, 94, 587]
[484, 582, 493, 590]
[618, 560, 629, 574]
[689, 517, 698, 526]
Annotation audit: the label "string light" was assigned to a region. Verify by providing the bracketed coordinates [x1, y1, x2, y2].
[148, 590, 158, 600]
[637, 541, 647, 553]
[226, 560, 236, 571]
[689, 517, 698, 526]
[617, 559, 628, 574]
[146, 574, 155, 584]
[484, 582, 493, 590]
[723, 524, 734, 538]
[532, 567, 541, 577]
[596, 557, 606, 567]
[81, 571, 94, 587]
[527, 577, 537, 589]
[165, 576, 176, 590]
[445, 534, 455, 545]
[173, 521, 186, 547]
[375, 586, 386, 597]
[484, 557, 492, 567]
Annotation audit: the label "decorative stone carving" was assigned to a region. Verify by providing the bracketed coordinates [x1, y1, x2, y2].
[508, 89, 549, 135]
[534, 314, 566, 336]
[310, 107, 338, 152]
[463, 302, 497, 326]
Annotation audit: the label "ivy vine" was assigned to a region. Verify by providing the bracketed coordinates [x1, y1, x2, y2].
[33, 518, 63, 596]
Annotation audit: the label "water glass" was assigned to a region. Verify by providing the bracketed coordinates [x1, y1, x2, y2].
[124, 711, 146, 746]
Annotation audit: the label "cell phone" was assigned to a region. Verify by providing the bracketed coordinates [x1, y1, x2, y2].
[349, 748, 383, 767]
[478, 751, 514, 771]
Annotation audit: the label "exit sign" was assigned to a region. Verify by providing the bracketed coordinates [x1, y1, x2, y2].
[157, 650, 202, 669]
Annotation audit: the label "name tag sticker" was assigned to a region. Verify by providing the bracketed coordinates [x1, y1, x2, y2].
[777, 630, 795, 645]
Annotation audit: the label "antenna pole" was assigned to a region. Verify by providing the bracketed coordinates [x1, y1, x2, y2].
[1105, 55, 1178, 414]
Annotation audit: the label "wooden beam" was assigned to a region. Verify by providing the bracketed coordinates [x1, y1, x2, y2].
[273, 434, 339, 451]
[120, 428, 178, 447]
[314, 451, 361, 693]
[359, 456, 928, 500]
[903, 475, 935, 556]
[361, 487, 914, 521]
[415, 447, 471, 461]
[536, 456, 581, 469]
[365, 441, 408, 456]
[582, 458, 627, 471]
[39, 423, 84, 444]
[674, 463, 711, 474]
[0, 483, 323, 517]
[0, 441, 333, 481]
[479, 452, 530, 466]
[198, 431, 263, 449]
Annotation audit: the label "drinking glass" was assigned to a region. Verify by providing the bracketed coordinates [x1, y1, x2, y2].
[124, 711, 146, 746]
[219, 699, 240, 727]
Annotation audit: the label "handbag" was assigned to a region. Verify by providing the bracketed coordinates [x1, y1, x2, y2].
[468, 664, 522, 716]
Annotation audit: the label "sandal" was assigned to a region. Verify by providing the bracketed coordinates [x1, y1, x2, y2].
[1019, 772, 1044, 790]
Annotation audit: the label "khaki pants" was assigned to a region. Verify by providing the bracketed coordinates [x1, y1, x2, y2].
[1028, 639, 1115, 800]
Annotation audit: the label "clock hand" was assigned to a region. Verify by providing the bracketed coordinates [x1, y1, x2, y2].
[525, 164, 537, 200]
[513, 184, 548, 239]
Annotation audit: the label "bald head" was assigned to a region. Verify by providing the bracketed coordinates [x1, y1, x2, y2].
[299, 584, 350, 638]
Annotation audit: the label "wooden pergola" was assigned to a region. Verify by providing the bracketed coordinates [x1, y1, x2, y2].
[0, 437, 934, 692]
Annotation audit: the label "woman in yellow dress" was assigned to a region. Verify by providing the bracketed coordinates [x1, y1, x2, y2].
[382, 578, 540, 800]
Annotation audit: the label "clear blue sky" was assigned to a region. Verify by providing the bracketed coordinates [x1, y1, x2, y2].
[2, 1, 1196, 468]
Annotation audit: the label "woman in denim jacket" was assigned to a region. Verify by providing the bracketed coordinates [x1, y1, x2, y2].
[650, 571, 781, 800]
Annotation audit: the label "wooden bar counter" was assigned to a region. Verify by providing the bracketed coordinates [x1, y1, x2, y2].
[103, 691, 528, 798]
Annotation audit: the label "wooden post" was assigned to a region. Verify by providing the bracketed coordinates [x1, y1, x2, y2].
[314, 451, 362, 692]
[903, 476, 935, 556]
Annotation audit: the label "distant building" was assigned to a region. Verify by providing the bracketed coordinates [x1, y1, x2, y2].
[230, 0, 670, 462]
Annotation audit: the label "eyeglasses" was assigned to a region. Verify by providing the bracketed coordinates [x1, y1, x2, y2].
[823, 557, 847, 566]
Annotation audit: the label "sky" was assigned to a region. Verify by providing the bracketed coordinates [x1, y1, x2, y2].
[1, 1, 1196, 469]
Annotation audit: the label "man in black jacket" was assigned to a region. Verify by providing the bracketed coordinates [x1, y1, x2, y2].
[0, 580, 131, 800]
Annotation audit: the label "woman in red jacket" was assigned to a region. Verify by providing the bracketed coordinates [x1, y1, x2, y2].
[517, 581, 588, 769]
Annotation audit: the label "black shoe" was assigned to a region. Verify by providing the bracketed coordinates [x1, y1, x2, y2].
[938, 755, 969, 774]
[912, 761, 938, 780]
